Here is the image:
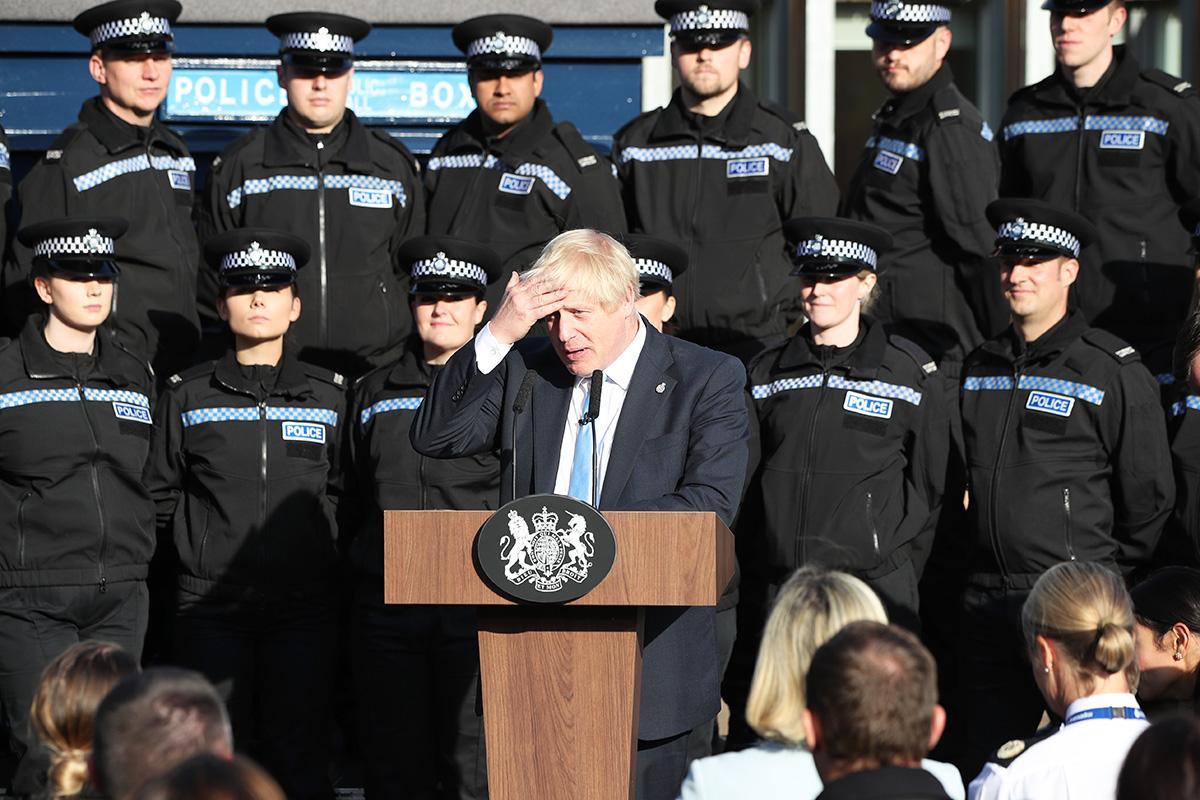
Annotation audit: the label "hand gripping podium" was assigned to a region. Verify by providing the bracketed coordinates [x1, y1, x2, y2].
[383, 505, 735, 800]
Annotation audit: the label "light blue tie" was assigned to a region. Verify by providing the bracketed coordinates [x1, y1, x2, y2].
[567, 382, 593, 502]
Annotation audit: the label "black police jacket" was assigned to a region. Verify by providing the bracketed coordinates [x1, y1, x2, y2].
[999, 47, 1200, 375]
[6, 98, 201, 379]
[202, 110, 426, 378]
[961, 311, 1173, 582]
[1161, 387, 1200, 566]
[0, 123, 10, 260]
[0, 318, 155, 588]
[613, 84, 839, 356]
[345, 342, 501, 578]
[740, 317, 948, 580]
[147, 348, 346, 597]
[843, 65, 1006, 362]
[424, 99, 627, 276]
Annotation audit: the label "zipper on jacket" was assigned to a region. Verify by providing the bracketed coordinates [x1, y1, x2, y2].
[258, 399, 269, 559]
[1073, 107, 1086, 211]
[866, 491, 881, 559]
[317, 162, 329, 348]
[686, 126, 704, 329]
[1063, 487, 1077, 561]
[986, 367, 1019, 583]
[379, 280, 392, 344]
[16, 490, 31, 568]
[76, 381, 108, 591]
[795, 369, 831, 567]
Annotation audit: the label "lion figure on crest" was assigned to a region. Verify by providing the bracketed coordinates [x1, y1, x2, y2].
[500, 509, 533, 578]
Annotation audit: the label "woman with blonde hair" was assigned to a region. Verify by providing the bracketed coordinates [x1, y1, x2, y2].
[677, 567, 963, 799]
[28, 641, 138, 799]
[969, 561, 1149, 800]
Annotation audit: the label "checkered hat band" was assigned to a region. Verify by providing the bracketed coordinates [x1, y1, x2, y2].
[634, 258, 674, 285]
[33, 234, 115, 259]
[796, 238, 878, 270]
[670, 9, 750, 32]
[220, 249, 297, 272]
[466, 34, 541, 60]
[411, 257, 488, 286]
[870, 2, 952, 22]
[89, 14, 172, 46]
[280, 31, 354, 54]
[997, 221, 1081, 258]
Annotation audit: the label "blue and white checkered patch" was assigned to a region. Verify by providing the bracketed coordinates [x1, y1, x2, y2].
[282, 421, 326, 444]
[425, 154, 572, 200]
[963, 374, 1105, 406]
[228, 174, 407, 210]
[74, 154, 196, 193]
[83, 388, 150, 407]
[1170, 395, 1200, 417]
[1003, 114, 1169, 142]
[1002, 116, 1080, 141]
[0, 386, 150, 413]
[360, 396, 422, 425]
[961, 375, 1014, 392]
[867, 135, 925, 162]
[751, 374, 825, 400]
[180, 405, 338, 428]
[267, 407, 338, 426]
[618, 142, 794, 166]
[750, 374, 921, 406]
[981, 122, 994, 142]
[0, 141, 10, 171]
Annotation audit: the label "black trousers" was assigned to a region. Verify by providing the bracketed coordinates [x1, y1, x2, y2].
[173, 587, 337, 800]
[636, 730, 692, 800]
[0, 581, 148, 795]
[350, 580, 487, 800]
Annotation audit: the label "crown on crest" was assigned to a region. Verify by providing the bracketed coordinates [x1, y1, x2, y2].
[532, 507, 559, 534]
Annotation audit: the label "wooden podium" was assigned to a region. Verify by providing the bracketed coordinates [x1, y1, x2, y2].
[383, 509, 735, 800]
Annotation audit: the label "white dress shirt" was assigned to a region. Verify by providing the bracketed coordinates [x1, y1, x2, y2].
[474, 319, 648, 504]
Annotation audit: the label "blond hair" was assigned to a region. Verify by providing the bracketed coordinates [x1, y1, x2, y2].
[745, 567, 887, 745]
[1022, 561, 1138, 690]
[521, 229, 638, 312]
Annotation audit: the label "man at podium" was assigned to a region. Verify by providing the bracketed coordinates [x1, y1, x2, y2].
[411, 229, 750, 799]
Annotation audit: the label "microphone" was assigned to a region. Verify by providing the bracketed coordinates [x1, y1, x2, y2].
[587, 370, 603, 507]
[511, 370, 536, 501]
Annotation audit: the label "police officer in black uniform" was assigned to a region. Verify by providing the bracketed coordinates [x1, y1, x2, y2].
[147, 229, 346, 800]
[346, 236, 501, 800]
[5, 0, 199, 380]
[0, 123, 11, 266]
[613, 0, 838, 363]
[0, 217, 154, 793]
[202, 13, 425, 379]
[425, 14, 626, 293]
[999, 0, 1200, 379]
[958, 198, 1174, 777]
[844, 0, 1003, 363]
[625, 233, 688, 335]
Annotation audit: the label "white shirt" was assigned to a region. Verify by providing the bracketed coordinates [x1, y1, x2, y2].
[474, 319, 647, 504]
[968, 693, 1148, 800]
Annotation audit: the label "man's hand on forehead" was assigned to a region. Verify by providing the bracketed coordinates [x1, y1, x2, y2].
[489, 271, 569, 345]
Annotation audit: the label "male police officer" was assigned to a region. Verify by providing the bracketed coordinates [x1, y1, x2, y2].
[6, 0, 199, 380]
[844, 0, 1003, 364]
[202, 12, 425, 378]
[999, 0, 1200, 378]
[613, 0, 838, 363]
[958, 198, 1173, 776]
[425, 14, 626, 291]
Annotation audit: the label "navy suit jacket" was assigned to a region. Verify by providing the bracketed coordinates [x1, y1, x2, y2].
[410, 320, 749, 739]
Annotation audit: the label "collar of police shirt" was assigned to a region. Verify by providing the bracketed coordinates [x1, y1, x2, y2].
[474, 316, 647, 500]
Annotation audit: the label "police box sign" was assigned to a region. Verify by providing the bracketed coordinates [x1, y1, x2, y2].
[1026, 391, 1075, 418]
[475, 494, 617, 604]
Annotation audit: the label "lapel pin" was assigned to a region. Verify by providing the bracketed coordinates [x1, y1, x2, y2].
[655, 382, 666, 394]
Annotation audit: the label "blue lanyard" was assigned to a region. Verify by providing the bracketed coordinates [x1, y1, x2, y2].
[1064, 706, 1146, 725]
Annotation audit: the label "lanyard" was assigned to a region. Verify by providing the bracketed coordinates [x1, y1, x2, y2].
[1064, 706, 1146, 725]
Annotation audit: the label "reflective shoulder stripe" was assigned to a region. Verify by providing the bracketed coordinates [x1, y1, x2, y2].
[1084, 115, 1169, 135]
[618, 142, 794, 165]
[1171, 395, 1200, 417]
[751, 374, 824, 400]
[73, 154, 195, 193]
[867, 135, 926, 161]
[962, 375, 1015, 391]
[424, 154, 570, 199]
[1001, 117, 1080, 141]
[0, 388, 81, 409]
[513, 162, 571, 200]
[226, 174, 320, 209]
[981, 121, 995, 142]
[180, 406, 259, 427]
[82, 388, 150, 407]
[360, 396, 422, 425]
[323, 174, 408, 207]
[427, 153, 489, 171]
[0, 141, 9, 171]
[266, 407, 339, 426]
[827, 375, 922, 406]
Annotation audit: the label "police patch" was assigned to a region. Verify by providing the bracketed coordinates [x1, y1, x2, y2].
[726, 157, 769, 178]
[1099, 130, 1145, 150]
[873, 150, 903, 175]
[281, 421, 326, 444]
[1026, 391, 1075, 417]
[113, 402, 152, 424]
[348, 187, 393, 208]
[168, 169, 192, 190]
[843, 391, 894, 420]
[498, 173, 535, 195]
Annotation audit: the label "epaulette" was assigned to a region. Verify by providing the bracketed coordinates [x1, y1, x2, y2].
[1143, 69, 1195, 97]
[932, 85, 963, 125]
[43, 126, 84, 163]
[759, 98, 809, 133]
[889, 334, 938, 375]
[108, 333, 155, 383]
[369, 128, 421, 174]
[987, 728, 1056, 768]
[304, 363, 346, 388]
[166, 361, 216, 388]
[552, 122, 604, 173]
[1081, 328, 1141, 363]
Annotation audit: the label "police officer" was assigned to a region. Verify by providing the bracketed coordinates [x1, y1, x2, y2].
[346, 236, 501, 800]
[6, 0, 199, 380]
[147, 229, 346, 800]
[958, 198, 1173, 777]
[612, 1, 838, 363]
[999, 0, 1200, 379]
[0, 217, 155, 792]
[202, 13, 425, 379]
[844, 0, 1003, 363]
[0, 123, 11, 263]
[425, 13, 626, 291]
[624, 233, 688, 334]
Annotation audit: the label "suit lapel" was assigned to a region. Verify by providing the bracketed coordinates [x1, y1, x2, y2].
[530, 353, 574, 494]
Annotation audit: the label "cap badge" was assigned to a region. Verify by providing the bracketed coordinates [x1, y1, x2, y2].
[83, 228, 104, 252]
[492, 31, 507, 51]
[139, 11, 155, 32]
[311, 26, 334, 51]
[799, 234, 826, 257]
[696, 5, 711, 25]
[1011, 217, 1027, 239]
[433, 252, 449, 273]
[884, 0, 904, 17]
[246, 242, 264, 266]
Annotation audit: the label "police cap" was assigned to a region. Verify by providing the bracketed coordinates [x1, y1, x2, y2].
[1180, 197, 1200, 255]
[266, 12, 370, 74]
[986, 198, 1097, 261]
[866, 0, 963, 45]
[400, 236, 500, 298]
[453, 15, 552, 73]
[204, 228, 310, 289]
[782, 218, 892, 278]
[73, 0, 180, 54]
[656, 1, 758, 48]
[621, 234, 688, 295]
[1040, 0, 1115, 14]
[18, 217, 128, 279]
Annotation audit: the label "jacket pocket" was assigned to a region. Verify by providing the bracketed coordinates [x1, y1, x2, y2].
[16, 491, 31, 568]
[1062, 487, 1077, 562]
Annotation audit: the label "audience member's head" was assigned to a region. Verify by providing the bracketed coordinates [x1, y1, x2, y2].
[803, 621, 943, 783]
[1116, 715, 1200, 800]
[1022, 561, 1137, 716]
[136, 754, 284, 800]
[30, 641, 139, 799]
[92, 668, 233, 800]
[1131, 566, 1200, 703]
[747, 567, 887, 745]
